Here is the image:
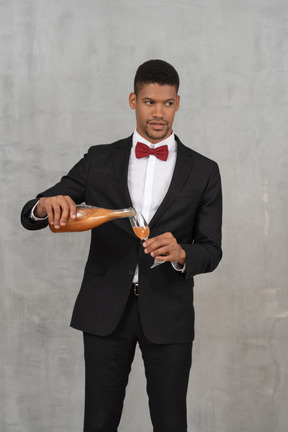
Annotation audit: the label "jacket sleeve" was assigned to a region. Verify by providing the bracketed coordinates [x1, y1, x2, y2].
[21, 150, 91, 231]
[181, 162, 223, 279]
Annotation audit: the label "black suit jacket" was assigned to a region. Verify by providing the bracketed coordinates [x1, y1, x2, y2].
[21, 135, 222, 344]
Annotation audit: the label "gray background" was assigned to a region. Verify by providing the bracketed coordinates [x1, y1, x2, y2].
[1, 0, 287, 431]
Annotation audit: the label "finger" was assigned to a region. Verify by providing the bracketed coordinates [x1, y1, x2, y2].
[148, 245, 170, 257]
[144, 242, 161, 254]
[52, 198, 62, 228]
[46, 199, 55, 226]
[144, 237, 175, 254]
[59, 201, 70, 226]
[65, 196, 77, 219]
[154, 252, 178, 262]
[57, 195, 74, 226]
[143, 236, 168, 251]
[154, 255, 169, 262]
[142, 237, 157, 248]
[156, 245, 186, 264]
[143, 232, 173, 247]
[147, 240, 180, 260]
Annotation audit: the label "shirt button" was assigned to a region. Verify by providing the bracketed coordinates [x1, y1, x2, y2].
[129, 269, 134, 276]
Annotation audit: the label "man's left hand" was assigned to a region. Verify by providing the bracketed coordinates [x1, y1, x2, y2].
[143, 232, 186, 265]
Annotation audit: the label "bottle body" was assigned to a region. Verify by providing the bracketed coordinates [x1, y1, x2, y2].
[49, 206, 135, 233]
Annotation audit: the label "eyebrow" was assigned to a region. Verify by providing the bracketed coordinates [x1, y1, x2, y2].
[142, 97, 176, 102]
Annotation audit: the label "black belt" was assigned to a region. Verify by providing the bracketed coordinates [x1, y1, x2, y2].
[131, 283, 139, 296]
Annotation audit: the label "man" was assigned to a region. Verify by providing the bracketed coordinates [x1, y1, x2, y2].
[21, 59, 222, 432]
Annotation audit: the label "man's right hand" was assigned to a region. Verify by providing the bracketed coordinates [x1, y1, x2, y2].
[35, 195, 77, 229]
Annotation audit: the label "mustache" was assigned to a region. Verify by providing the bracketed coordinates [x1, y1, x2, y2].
[146, 118, 168, 124]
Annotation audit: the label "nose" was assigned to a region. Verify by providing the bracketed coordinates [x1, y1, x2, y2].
[152, 103, 164, 119]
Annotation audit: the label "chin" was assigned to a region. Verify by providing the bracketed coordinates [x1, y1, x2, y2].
[145, 129, 169, 142]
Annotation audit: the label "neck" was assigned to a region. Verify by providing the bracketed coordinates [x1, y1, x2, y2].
[135, 129, 174, 145]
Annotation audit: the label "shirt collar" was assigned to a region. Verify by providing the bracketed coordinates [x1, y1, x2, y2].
[132, 129, 176, 150]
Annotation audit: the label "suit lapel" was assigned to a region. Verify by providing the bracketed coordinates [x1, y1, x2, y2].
[111, 135, 195, 233]
[112, 135, 133, 208]
[149, 137, 195, 229]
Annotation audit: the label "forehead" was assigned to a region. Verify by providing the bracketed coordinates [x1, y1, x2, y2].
[137, 83, 178, 100]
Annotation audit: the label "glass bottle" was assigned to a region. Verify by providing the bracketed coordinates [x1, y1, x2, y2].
[49, 205, 136, 233]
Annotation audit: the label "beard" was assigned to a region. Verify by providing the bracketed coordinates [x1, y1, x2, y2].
[144, 122, 171, 142]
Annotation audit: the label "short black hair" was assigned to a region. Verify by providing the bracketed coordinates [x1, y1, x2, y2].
[134, 59, 179, 95]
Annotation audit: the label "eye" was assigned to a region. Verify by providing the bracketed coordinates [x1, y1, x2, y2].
[145, 100, 153, 105]
[165, 101, 174, 106]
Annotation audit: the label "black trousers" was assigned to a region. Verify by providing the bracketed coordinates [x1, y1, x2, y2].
[83, 291, 192, 432]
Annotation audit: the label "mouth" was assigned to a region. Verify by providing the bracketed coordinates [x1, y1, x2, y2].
[148, 121, 167, 130]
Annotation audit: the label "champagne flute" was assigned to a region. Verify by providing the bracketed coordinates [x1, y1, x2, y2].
[129, 211, 165, 268]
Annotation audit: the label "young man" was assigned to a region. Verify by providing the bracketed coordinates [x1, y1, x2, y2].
[21, 59, 222, 432]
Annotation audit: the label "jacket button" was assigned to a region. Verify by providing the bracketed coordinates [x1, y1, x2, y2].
[128, 269, 134, 275]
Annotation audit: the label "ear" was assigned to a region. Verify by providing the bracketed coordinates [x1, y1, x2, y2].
[176, 95, 180, 112]
[129, 92, 136, 109]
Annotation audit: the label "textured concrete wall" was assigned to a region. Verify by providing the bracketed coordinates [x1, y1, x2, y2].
[1, 1, 287, 431]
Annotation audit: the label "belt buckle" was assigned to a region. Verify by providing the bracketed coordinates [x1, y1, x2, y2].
[133, 283, 139, 296]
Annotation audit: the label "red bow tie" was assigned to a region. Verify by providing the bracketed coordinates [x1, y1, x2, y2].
[135, 142, 169, 161]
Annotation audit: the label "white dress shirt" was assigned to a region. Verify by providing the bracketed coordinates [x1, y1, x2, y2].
[128, 130, 184, 281]
[128, 130, 177, 224]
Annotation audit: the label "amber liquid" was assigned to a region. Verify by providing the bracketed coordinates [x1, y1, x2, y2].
[133, 226, 150, 240]
[49, 207, 135, 233]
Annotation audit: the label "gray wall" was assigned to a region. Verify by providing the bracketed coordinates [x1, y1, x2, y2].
[1, 1, 287, 431]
